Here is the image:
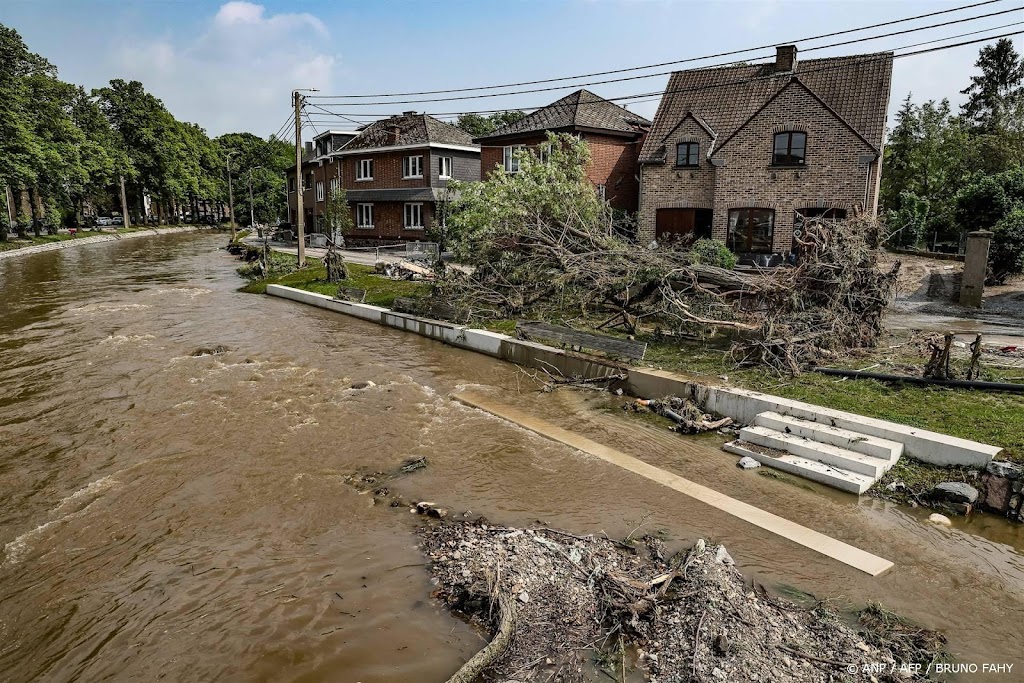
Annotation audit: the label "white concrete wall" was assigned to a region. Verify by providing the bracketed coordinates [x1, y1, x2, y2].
[266, 285, 1000, 468]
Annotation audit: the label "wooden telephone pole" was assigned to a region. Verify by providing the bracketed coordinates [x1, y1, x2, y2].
[294, 91, 306, 267]
[226, 152, 237, 240]
[119, 176, 131, 229]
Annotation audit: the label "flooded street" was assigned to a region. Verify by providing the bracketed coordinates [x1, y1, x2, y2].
[1, 233, 1022, 682]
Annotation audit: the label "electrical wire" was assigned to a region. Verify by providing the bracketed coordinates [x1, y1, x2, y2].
[307, 0, 1012, 100]
[299, 28, 1024, 121]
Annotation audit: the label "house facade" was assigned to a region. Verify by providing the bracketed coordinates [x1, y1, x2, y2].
[285, 129, 359, 231]
[638, 46, 892, 259]
[474, 90, 650, 213]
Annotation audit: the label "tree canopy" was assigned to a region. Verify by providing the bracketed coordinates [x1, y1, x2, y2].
[455, 111, 527, 137]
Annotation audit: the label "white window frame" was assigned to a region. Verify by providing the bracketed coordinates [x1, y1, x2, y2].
[315, 180, 324, 202]
[503, 145, 525, 173]
[403, 155, 423, 179]
[404, 203, 424, 230]
[595, 184, 606, 201]
[356, 203, 374, 229]
[438, 156, 454, 179]
[329, 177, 339, 195]
[356, 158, 373, 181]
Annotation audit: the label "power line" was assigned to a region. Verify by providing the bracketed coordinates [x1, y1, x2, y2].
[308, 0, 1014, 101]
[271, 111, 295, 140]
[303, 28, 1024, 121]
[310, 6, 1022, 109]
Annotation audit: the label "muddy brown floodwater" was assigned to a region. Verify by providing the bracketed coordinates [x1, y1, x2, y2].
[1, 233, 1023, 682]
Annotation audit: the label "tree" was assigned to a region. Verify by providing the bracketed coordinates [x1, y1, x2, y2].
[446, 132, 606, 264]
[455, 110, 527, 137]
[961, 38, 1024, 133]
[955, 165, 1024, 283]
[323, 186, 353, 238]
[216, 132, 291, 225]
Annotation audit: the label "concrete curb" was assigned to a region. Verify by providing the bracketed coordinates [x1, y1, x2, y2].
[266, 284, 1001, 468]
[0, 226, 209, 261]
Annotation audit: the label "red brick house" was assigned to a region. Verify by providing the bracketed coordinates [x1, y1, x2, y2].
[337, 113, 479, 244]
[286, 129, 358, 231]
[474, 90, 651, 213]
[638, 46, 892, 261]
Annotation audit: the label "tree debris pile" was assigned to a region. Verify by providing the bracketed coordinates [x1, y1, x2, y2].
[423, 522, 946, 683]
[627, 397, 733, 434]
[438, 134, 898, 375]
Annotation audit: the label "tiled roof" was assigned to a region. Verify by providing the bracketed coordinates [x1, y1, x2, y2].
[475, 89, 652, 141]
[344, 113, 477, 150]
[640, 52, 893, 162]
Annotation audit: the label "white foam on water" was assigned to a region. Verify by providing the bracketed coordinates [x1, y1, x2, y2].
[70, 303, 150, 315]
[152, 287, 212, 299]
[2, 501, 100, 568]
[100, 334, 155, 346]
[53, 475, 119, 514]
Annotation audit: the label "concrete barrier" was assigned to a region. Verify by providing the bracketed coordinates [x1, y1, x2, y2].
[0, 226, 208, 261]
[266, 285, 1001, 468]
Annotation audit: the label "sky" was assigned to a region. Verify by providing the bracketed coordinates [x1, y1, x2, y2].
[2, 0, 1022, 139]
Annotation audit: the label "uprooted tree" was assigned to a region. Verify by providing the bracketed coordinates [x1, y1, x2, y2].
[439, 132, 899, 375]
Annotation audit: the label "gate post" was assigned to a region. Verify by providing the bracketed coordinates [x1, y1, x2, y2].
[959, 230, 993, 308]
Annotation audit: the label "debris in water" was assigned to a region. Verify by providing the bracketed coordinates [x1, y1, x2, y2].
[422, 522, 946, 682]
[627, 397, 733, 434]
[190, 345, 229, 357]
[350, 380, 377, 390]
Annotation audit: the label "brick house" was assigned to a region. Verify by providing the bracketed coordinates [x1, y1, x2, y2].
[301, 113, 480, 244]
[638, 46, 892, 260]
[285, 129, 358, 231]
[474, 90, 651, 213]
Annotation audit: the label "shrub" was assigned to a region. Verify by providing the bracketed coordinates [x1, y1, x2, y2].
[990, 207, 1024, 283]
[688, 238, 737, 269]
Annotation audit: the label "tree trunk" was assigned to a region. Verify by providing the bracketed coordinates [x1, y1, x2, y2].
[16, 187, 30, 238]
[28, 186, 41, 237]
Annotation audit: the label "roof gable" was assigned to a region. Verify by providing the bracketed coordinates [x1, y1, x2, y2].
[475, 89, 651, 141]
[640, 52, 892, 162]
[713, 77, 879, 155]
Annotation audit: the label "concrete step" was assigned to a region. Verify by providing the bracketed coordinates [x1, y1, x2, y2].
[724, 440, 875, 495]
[753, 411, 902, 463]
[739, 425, 892, 478]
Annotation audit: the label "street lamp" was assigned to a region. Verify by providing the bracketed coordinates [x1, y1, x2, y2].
[247, 166, 262, 230]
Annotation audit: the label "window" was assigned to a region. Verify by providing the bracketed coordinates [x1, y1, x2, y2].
[357, 159, 373, 181]
[315, 181, 324, 202]
[438, 156, 453, 179]
[596, 184, 606, 201]
[303, 172, 313, 190]
[357, 203, 374, 229]
[289, 177, 296, 192]
[676, 142, 699, 167]
[329, 177, 339, 196]
[403, 155, 423, 179]
[728, 208, 775, 253]
[539, 144, 553, 164]
[503, 145, 525, 173]
[772, 132, 806, 165]
[404, 203, 423, 230]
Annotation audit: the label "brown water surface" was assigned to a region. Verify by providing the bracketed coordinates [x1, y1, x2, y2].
[1, 234, 1022, 682]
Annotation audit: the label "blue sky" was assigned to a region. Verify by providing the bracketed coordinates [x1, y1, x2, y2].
[2, 0, 1022, 138]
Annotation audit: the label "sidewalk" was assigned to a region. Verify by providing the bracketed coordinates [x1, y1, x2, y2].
[242, 239, 409, 267]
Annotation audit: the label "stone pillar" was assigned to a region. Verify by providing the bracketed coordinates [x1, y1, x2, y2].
[959, 230, 993, 308]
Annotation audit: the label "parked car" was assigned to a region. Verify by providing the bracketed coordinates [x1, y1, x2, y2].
[97, 217, 113, 227]
[111, 216, 124, 226]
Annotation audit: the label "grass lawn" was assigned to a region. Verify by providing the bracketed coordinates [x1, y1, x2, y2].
[240, 255, 1023, 462]
[0, 225, 176, 252]
[239, 258, 432, 308]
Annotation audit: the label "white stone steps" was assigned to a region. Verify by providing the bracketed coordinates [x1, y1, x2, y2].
[753, 411, 903, 463]
[739, 425, 892, 479]
[724, 441, 876, 495]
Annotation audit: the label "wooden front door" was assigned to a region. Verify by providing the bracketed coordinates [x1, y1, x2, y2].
[656, 208, 696, 242]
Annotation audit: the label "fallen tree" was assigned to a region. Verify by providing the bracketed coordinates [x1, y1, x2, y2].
[438, 134, 898, 375]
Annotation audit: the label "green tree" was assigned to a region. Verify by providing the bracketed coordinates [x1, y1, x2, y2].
[446, 132, 606, 263]
[455, 110, 527, 137]
[955, 165, 1024, 282]
[961, 37, 1024, 133]
[323, 186, 353, 239]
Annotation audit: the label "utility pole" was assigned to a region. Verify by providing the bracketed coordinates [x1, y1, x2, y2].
[119, 175, 131, 229]
[226, 151, 237, 240]
[4, 185, 14, 235]
[248, 171, 255, 229]
[292, 87, 318, 267]
[294, 90, 306, 267]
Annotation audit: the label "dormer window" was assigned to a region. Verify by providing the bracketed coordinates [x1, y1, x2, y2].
[772, 132, 806, 165]
[676, 142, 699, 167]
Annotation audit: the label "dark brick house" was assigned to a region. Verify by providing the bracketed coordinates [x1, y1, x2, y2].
[333, 113, 479, 244]
[474, 90, 651, 213]
[286, 129, 358, 231]
[638, 46, 892, 260]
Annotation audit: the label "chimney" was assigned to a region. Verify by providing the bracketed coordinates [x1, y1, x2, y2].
[387, 124, 401, 145]
[776, 45, 797, 72]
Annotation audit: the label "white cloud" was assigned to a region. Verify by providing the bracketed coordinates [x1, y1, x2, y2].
[112, 2, 335, 136]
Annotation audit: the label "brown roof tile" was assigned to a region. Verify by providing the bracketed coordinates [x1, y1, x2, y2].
[475, 89, 651, 141]
[640, 52, 893, 162]
[344, 113, 477, 150]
